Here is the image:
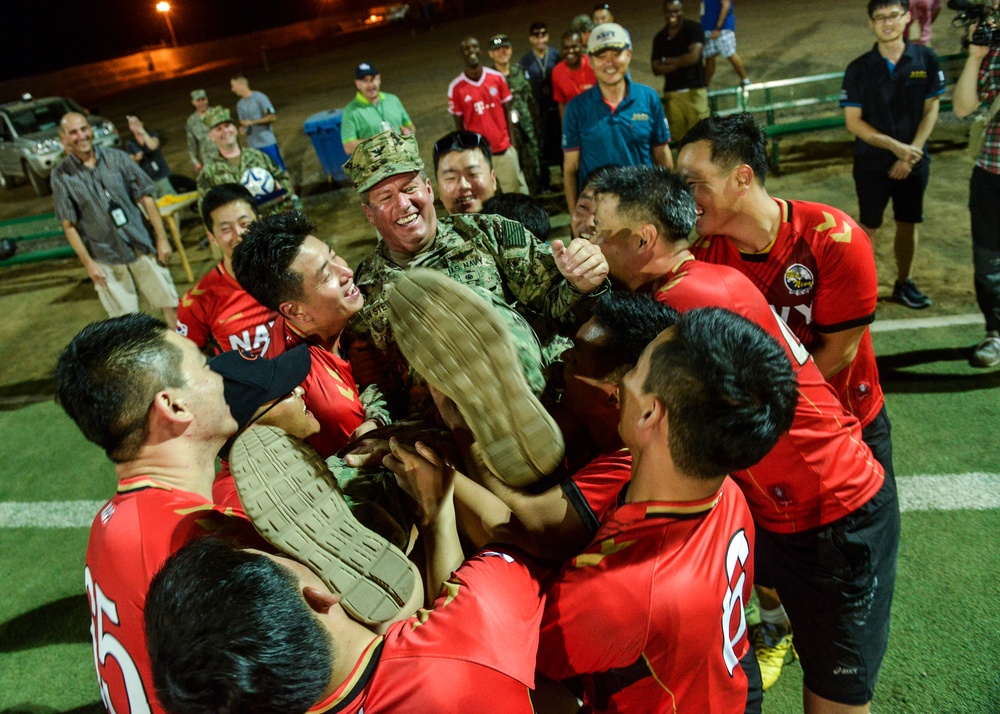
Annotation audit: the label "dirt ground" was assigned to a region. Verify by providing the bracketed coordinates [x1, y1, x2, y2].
[0, 0, 985, 402]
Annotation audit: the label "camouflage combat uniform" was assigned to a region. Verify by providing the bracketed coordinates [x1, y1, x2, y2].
[196, 148, 294, 215]
[501, 65, 543, 195]
[352, 212, 601, 398]
[185, 111, 220, 169]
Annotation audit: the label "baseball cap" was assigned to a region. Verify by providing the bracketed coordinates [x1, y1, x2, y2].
[489, 34, 511, 49]
[203, 106, 234, 129]
[588, 22, 631, 54]
[343, 130, 425, 193]
[356, 62, 379, 80]
[570, 14, 596, 33]
[210, 344, 312, 430]
[191, 89, 207, 100]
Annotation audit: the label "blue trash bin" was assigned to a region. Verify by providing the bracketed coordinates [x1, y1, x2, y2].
[304, 110, 351, 183]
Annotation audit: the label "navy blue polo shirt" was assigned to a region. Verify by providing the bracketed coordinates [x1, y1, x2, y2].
[562, 80, 671, 188]
[841, 42, 945, 171]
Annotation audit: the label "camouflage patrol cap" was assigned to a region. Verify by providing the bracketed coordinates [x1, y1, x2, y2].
[343, 130, 424, 193]
[203, 106, 234, 129]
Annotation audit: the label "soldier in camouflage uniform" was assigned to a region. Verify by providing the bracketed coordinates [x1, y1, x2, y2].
[488, 34, 543, 195]
[185, 89, 220, 172]
[342, 130, 609, 417]
[196, 106, 295, 215]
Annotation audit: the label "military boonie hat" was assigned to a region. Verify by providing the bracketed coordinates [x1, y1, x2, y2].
[203, 106, 234, 129]
[588, 22, 631, 54]
[343, 130, 424, 193]
[570, 14, 596, 33]
[191, 89, 208, 100]
[489, 34, 511, 49]
[356, 62, 379, 80]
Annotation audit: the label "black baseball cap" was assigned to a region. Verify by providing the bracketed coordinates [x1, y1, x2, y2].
[489, 34, 512, 48]
[355, 62, 379, 80]
[210, 345, 311, 430]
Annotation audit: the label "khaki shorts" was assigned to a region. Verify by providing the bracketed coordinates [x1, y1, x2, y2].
[95, 253, 179, 317]
[492, 146, 530, 196]
[663, 88, 710, 144]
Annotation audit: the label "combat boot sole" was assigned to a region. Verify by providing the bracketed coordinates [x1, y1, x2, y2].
[230, 425, 416, 625]
[387, 268, 564, 486]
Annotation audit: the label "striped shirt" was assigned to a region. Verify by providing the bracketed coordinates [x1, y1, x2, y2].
[51, 147, 157, 265]
[977, 47, 1000, 175]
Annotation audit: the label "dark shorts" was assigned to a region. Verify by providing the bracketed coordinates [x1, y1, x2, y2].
[854, 160, 929, 228]
[754, 475, 900, 705]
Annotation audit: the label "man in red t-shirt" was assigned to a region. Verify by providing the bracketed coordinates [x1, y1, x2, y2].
[175, 183, 276, 356]
[590, 163, 900, 713]
[552, 30, 596, 120]
[144, 429, 547, 713]
[232, 211, 381, 459]
[448, 36, 529, 195]
[55, 313, 264, 713]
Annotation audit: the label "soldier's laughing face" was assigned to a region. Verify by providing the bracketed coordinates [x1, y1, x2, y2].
[362, 172, 438, 257]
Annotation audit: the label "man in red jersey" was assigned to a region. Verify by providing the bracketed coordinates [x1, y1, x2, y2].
[144, 427, 547, 714]
[231, 210, 386, 459]
[449, 36, 530, 195]
[55, 313, 263, 713]
[590, 163, 899, 714]
[552, 30, 597, 120]
[175, 183, 276, 356]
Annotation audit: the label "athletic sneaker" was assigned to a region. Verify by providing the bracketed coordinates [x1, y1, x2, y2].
[970, 334, 1000, 368]
[892, 279, 932, 309]
[386, 268, 565, 486]
[744, 598, 761, 629]
[751, 621, 797, 690]
[230, 425, 418, 625]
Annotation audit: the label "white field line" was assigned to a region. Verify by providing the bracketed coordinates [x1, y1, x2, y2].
[0, 473, 997, 528]
[871, 313, 983, 333]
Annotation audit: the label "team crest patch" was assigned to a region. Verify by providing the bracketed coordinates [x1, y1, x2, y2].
[489, 86, 498, 96]
[783, 263, 814, 296]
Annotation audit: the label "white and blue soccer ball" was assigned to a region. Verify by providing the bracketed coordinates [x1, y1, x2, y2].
[240, 167, 276, 197]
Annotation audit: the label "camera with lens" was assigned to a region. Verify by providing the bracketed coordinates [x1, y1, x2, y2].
[949, 0, 1000, 46]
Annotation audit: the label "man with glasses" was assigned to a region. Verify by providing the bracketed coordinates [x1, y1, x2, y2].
[519, 21, 563, 187]
[842, 0, 944, 309]
[449, 36, 529, 195]
[433, 131, 497, 215]
[562, 22, 672, 211]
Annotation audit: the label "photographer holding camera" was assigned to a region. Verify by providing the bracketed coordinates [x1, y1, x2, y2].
[953, 0, 1000, 367]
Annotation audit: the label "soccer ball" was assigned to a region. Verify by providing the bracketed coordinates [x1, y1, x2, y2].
[240, 167, 276, 197]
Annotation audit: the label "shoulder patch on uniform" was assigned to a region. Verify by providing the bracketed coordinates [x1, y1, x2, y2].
[495, 216, 529, 249]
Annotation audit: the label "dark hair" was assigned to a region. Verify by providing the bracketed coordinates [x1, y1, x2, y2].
[529, 21, 548, 33]
[644, 308, 797, 479]
[679, 113, 769, 186]
[590, 165, 696, 243]
[482, 193, 551, 240]
[145, 537, 333, 713]
[201, 184, 259, 233]
[592, 291, 680, 382]
[55, 314, 185, 462]
[433, 131, 493, 174]
[867, 0, 908, 16]
[579, 163, 618, 194]
[232, 211, 316, 311]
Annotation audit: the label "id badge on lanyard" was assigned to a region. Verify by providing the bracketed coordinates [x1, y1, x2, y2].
[105, 189, 128, 227]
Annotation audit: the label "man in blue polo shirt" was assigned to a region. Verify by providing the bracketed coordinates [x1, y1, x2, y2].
[842, 0, 944, 309]
[562, 22, 672, 211]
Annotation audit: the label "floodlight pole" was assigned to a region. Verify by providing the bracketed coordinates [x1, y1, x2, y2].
[156, 2, 179, 47]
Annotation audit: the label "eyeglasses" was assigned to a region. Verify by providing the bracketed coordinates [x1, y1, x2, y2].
[871, 11, 905, 22]
[433, 131, 492, 163]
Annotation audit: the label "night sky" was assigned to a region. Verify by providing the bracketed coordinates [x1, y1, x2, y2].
[1, 0, 369, 82]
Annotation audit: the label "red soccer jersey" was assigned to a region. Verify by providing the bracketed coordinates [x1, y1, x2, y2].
[447, 68, 514, 153]
[691, 198, 884, 426]
[84, 477, 260, 714]
[175, 262, 277, 357]
[561, 448, 632, 538]
[212, 459, 239, 509]
[268, 316, 366, 458]
[552, 56, 597, 105]
[309, 548, 545, 713]
[539, 480, 755, 713]
[652, 257, 883, 533]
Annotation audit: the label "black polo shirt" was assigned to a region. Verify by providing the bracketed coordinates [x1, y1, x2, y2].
[841, 42, 945, 171]
[651, 18, 706, 93]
